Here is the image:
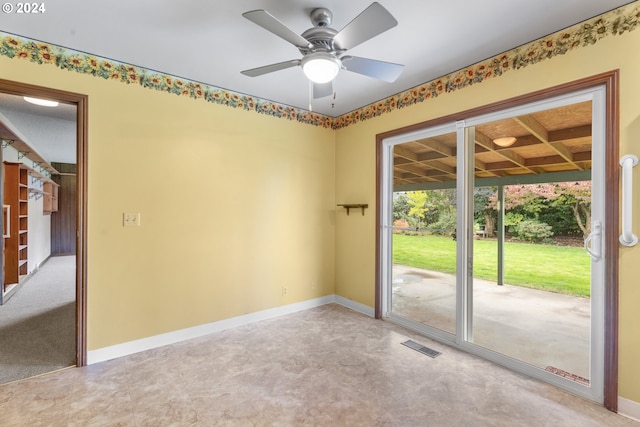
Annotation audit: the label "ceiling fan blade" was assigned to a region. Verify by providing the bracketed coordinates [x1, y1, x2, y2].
[313, 81, 333, 99]
[333, 2, 398, 50]
[243, 10, 313, 49]
[241, 59, 301, 77]
[341, 56, 404, 82]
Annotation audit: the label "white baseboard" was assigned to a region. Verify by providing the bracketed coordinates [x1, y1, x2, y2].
[618, 396, 640, 422]
[334, 295, 375, 317]
[87, 295, 336, 365]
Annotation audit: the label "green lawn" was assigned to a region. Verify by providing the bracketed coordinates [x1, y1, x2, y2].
[393, 233, 591, 297]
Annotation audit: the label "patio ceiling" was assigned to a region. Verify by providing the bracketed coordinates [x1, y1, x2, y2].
[393, 101, 592, 189]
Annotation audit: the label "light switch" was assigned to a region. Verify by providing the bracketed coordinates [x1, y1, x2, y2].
[123, 212, 140, 227]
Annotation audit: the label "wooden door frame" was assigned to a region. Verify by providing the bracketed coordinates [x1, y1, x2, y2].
[0, 78, 88, 366]
[375, 71, 620, 411]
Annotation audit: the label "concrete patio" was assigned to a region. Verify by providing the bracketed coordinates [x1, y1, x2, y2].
[391, 264, 590, 381]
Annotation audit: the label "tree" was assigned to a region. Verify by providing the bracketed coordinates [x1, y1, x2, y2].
[426, 189, 457, 235]
[488, 184, 556, 212]
[392, 193, 410, 222]
[397, 190, 457, 233]
[487, 181, 592, 239]
[474, 187, 497, 237]
[407, 191, 428, 228]
[548, 182, 591, 239]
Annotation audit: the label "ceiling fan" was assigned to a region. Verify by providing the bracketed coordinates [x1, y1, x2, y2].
[241, 2, 404, 99]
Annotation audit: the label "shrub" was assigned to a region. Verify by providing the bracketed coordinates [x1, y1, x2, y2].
[504, 212, 524, 234]
[514, 220, 554, 243]
[393, 219, 409, 234]
[427, 212, 457, 236]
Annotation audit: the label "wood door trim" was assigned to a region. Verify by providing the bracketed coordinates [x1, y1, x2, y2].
[375, 70, 620, 411]
[0, 78, 88, 367]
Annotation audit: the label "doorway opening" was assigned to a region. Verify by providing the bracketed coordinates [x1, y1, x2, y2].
[0, 79, 87, 382]
[377, 72, 619, 410]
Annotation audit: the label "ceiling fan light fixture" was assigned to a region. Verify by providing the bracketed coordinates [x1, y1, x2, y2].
[23, 96, 59, 107]
[301, 53, 341, 84]
[493, 136, 517, 147]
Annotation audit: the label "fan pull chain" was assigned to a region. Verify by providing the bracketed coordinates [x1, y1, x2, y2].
[308, 80, 313, 112]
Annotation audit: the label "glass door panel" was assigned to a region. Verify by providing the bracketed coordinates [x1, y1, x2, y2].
[468, 103, 594, 385]
[390, 131, 458, 335]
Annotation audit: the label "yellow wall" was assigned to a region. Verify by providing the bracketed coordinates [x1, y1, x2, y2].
[335, 28, 640, 403]
[0, 55, 336, 349]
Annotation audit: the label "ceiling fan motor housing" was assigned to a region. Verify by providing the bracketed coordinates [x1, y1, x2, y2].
[300, 26, 342, 55]
[300, 8, 345, 56]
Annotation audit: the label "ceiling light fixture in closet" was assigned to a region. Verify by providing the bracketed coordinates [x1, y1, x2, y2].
[23, 96, 59, 107]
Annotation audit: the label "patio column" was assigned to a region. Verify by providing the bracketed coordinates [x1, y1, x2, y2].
[497, 185, 505, 286]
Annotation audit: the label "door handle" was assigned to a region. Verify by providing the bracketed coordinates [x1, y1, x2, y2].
[620, 154, 639, 247]
[2, 204, 9, 239]
[584, 220, 601, 260]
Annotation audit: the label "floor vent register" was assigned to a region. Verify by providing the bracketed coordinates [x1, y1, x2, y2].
[401, 340, 442, 358]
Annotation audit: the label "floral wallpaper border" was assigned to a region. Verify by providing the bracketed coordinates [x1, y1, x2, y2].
[0, 33, 334, 129]
[1, 2, 639, 130]
[334, 1, 640, 129]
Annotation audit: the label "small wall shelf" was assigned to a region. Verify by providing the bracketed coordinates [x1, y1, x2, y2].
[338, 204, 368, 216]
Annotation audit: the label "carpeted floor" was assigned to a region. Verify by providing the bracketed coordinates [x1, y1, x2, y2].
[0, 255, 76, 384]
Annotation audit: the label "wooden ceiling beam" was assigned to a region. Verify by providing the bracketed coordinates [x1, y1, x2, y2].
[484, 161, 528, 172]
[415, 138, 454, 157]
[573, 151, 592, 162]
[526, 155, 573, 167]
[422, 160, 455, 175]
[549, 124, 591, 142]
[395, 174, 443, 183]
[514, 114, 549, 141]
[393, 172, 427, 185]
[521, 151, 590, 168]
[417, 151, 448, 161]
[395, 163, 428, 176]
[424, 169, 449, 177]
[496, 134, 539, 148]
[474, 131, 500, 151]
[550, 141, 577, 163]
[393, 171, 410, 179]
[474, 158, 503, 177]
[393, 157, 414, 167]
[495, 149, 528, 170]
[476, 131, 538, 174]
[393, 145, 419, 162]
[513, 115, 584, 171]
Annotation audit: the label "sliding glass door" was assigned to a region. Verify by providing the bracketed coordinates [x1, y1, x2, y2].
[381, 87, 606, 402]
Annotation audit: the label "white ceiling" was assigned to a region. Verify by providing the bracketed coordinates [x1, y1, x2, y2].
[0, 93, 76, 164]
[0, 0, 633, 117]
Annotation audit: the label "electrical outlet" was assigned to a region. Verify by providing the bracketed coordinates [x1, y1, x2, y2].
[282, 286, 287, 296]
[123, 212, 141, 227]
